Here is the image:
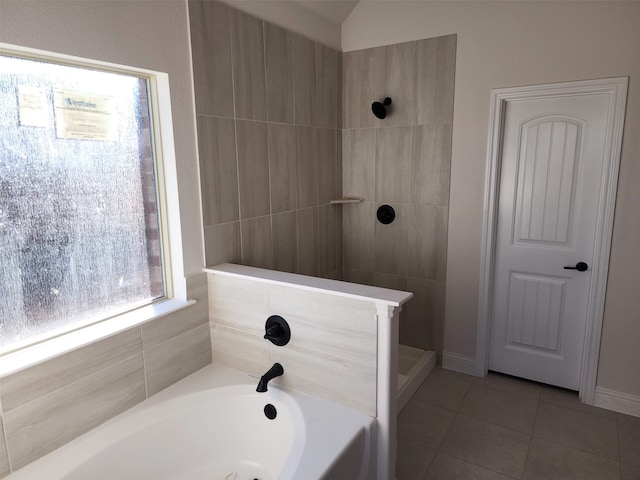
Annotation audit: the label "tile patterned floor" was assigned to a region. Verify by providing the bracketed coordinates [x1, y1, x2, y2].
[397, 367, 640, 479]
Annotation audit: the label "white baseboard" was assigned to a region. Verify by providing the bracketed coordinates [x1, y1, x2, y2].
[442, 351, 476, 376]
[593, 386, 640, 418]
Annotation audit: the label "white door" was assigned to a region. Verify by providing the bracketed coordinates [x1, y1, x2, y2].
[489, 92, 610, 390]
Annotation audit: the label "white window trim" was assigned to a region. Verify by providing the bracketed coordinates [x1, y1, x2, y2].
[0, 43, 190, 375]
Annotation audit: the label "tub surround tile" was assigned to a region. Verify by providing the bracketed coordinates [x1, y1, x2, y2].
[197, 116, 239, 226]
[186, 273, 209, 302]
[271, 343, 376, 415]
[236, 120, 270, 219]
[523, 437, 620, 480]
[622, 462, 640, 480]
[425, 452, 513, 480]
[439, 414, 530, 479]
[415, 35, 457, 126]
[188, 0, 234, 117]
[210, 324, 270, 378]
[204, 222, 242, 267]
[4, 354, 146, 470]
[268, 123, 297, 214]
[240, 216, 274, 270]
[533, 401, 619, 459]
[208, 274, 269, 332]
[0, 328, 141, 412]
[230, 9, 266, 121]
[141, 301, 208, 349]
[0, 418, 8, 477]
[144, 324, 212, 397]
[264, 23, 294, 124]
[295, 126, 319, 209]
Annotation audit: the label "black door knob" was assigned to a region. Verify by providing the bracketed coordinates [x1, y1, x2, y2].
[563, 262, 588, 272]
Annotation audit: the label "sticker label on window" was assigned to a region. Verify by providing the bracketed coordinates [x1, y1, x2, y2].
[18, 85, 49, 127]
[53, 89, 117, 141]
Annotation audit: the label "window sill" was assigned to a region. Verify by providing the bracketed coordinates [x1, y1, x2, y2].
[0, 298, 195, 378]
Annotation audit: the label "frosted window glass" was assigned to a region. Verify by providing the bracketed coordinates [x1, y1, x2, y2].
[0, 54, 164, 353]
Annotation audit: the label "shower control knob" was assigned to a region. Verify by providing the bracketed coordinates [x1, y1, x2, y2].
[264, 315, 291, 346]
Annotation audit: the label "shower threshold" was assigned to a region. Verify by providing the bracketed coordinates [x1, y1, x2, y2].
[397, 344, 436, 413]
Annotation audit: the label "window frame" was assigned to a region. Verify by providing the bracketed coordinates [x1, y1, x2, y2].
[0, 43, 190, 375]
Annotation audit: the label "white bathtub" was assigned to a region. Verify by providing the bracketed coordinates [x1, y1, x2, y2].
[6, 364, 375, 480]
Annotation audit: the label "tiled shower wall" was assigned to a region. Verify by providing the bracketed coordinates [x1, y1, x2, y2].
[0, 274, 211, 478]
[341, 35, 456, 356]
[189, 1, 342, 279]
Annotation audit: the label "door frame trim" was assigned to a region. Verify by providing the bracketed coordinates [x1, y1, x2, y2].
[475, 77, 628, 403]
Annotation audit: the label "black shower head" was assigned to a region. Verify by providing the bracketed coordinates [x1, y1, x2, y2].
[371, 97, 392, 119]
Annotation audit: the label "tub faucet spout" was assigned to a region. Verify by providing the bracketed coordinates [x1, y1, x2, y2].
[256, 362, 284, 392]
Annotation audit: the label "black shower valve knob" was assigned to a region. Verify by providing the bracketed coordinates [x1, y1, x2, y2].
[264, 315, 291, 346]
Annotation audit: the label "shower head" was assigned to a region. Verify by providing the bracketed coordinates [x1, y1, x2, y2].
[371, 97, 392, 119]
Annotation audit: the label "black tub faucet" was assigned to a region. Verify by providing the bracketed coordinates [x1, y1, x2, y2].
[256, 362, 284, 392]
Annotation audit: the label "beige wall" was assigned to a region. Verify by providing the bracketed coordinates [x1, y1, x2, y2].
[0, 0, 204, 276]
[343, 1, 640, 396]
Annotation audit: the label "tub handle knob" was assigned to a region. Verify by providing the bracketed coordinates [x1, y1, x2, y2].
[264, 315, 291, 346]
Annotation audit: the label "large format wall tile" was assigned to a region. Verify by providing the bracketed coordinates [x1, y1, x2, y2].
[374, 202, 409, 276]
[230, 9, 266, 120]
[314, 43, 340, 128]
[292, 33, 315, 126]
[375, 126, 413, 203]
[343, 202, 374, 271]
[141, 301, 208, 349]
[4, 355, 146, 470]
[416, 35, 456, 126]
[197, 116, 239, 226]
[236, 120, 270, 219]
[315, 128, 338, 205]
[408, 205, 448, 281]
[144, 324, 211, 397]
[0, 328, 141, 412]
[411, 124, 452, 206]
[188, 0, 234, 117]
[296, 207, 317, 276]
[265, 23, 294, 124]
[268, 123, 297, 214]
[272, 211, 297, 273]
[204, 222, 241, 267]
[343, 128, 376, 200]
[241, 216, 274, 270]
[295, 126, 318, 208]
[209, 274, 270, 331]
[343, 48, 376, 129]
[375, 42, 416, 127]
[210, 324, 270, 378]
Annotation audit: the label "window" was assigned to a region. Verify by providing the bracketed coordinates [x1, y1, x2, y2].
[0, 47, 176, 355]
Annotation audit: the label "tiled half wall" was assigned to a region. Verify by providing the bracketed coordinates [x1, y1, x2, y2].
[207, 271, 379, 415]
[0, 274, 211, 478]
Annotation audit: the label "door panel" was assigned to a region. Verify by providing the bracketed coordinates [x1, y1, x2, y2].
[489, 93, 609, 390]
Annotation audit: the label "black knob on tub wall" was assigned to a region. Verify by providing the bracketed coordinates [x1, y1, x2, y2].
[264, 315, 291, 346]
[377, 204, 396, 224]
